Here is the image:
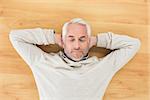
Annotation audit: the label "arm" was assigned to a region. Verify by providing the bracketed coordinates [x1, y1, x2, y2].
[95, 32, 141, 72]
[9, 28, 57, 67]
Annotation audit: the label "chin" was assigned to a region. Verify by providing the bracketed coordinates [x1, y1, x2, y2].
[71, 56, 84, 62]
[65, 51, 85, 61]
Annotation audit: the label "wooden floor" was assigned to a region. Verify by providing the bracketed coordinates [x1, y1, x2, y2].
[0, 0, 149, 100]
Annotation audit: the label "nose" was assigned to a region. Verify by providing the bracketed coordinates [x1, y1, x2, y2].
[74, 41, 80, 50]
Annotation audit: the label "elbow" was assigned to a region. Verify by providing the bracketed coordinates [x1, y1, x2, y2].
[9, 30, 19, 42]
[9, 30, 16, 38]
[136, 38, 141, 48]
[134, 38, 141, 51]
[9, 30, 15, 40]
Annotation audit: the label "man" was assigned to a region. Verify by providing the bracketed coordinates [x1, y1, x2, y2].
[9, 18, 141, 100]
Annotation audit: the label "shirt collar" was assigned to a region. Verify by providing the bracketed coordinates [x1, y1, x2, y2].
[58, 51, 98, 68]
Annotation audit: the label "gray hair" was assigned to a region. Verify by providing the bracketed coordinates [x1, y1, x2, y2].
[62, 18, 91, 40]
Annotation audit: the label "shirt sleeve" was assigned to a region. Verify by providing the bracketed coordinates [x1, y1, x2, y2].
[97, 32, 141, 72]
[9, 28, 56, 67]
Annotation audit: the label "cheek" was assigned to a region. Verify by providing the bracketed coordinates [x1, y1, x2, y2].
[63, 42, 72, 51]
[81, 42, 90, 49]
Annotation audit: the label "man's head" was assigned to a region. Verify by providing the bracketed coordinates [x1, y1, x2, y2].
[61, 18, 91, 61]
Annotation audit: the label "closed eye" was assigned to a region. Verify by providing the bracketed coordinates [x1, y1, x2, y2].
[70, 39, 75, 42]
[79, 36, 86, 42]
[79, 38, 86, 42]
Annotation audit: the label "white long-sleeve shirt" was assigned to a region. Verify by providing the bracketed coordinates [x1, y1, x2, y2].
[9, 28, 141, 100]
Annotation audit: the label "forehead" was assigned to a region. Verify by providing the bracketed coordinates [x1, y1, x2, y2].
[67, 23, 87, 36]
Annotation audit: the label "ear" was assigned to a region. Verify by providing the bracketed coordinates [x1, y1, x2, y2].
[89, 36, 96, 48]
[59, 36, 63, 48]
[89, 37, 93, 48]
[61, 38, 64, 48]
[55, 34, 63, 48]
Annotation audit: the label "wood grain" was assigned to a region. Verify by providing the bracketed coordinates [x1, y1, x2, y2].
[0, 0, 149, 100]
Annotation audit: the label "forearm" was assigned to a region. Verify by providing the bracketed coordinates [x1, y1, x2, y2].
[9, 28, 58, 66]
[9, 28, 56, 45]
[96, 32, 141, 50]
[96, 32, 141, 72]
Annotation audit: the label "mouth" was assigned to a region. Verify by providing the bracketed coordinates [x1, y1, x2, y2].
[72, 51, 82, 53]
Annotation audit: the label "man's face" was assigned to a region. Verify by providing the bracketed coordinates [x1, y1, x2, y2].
[62, 23, 90, 61]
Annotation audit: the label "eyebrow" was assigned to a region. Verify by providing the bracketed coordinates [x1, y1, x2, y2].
[80, 36, 86, 39]
[67, 35, 86, 38]
[68, 35, 74, 38]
